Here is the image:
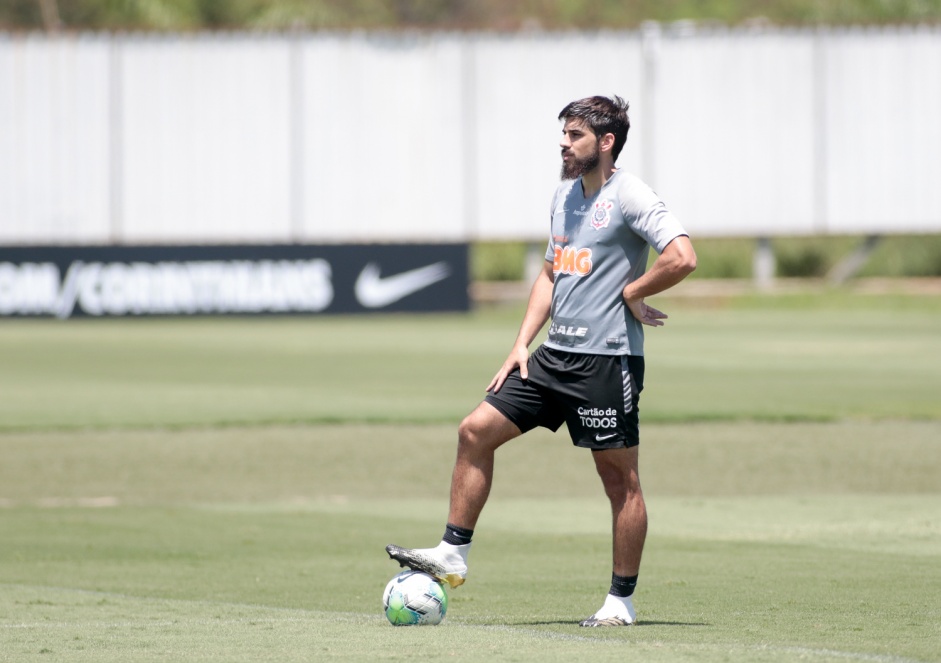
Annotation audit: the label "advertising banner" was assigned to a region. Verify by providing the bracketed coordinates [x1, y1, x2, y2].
[0, 244, 469, 318]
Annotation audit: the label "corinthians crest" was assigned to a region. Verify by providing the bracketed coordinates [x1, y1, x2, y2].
[589, 199, 614, 230]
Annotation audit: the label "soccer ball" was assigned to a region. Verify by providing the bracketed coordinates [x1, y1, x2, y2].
[382, 570, 448, 626]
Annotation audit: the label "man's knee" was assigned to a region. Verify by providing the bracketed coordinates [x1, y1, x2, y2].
[457, 414, 482, 449]
[457, 403, 518, 454]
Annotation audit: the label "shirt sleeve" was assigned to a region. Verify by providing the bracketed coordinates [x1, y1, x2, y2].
[619, 175, 688, 254]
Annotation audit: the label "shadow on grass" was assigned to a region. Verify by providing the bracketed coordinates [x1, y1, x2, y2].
[510, 619, 710, 627]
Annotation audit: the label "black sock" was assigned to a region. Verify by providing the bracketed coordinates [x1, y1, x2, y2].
[442, 523, 474, 546]
[609, 573, 638, 598]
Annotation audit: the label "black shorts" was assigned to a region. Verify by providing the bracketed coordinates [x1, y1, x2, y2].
[484, 346, 645, 450]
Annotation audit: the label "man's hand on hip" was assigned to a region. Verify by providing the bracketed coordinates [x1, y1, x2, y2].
[626, 298, 668, 327]
[486, 345, 530, 393]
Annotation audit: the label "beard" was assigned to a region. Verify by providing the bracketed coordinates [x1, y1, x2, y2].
[560, 141, 601, 180]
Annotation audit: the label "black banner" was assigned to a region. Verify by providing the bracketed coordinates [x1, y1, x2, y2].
[0, 243, 469, 318]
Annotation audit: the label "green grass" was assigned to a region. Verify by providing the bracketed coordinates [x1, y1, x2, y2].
[1, 423, 939, 661]
[1, 291, 940, 661]
[1, 295, 939, 431]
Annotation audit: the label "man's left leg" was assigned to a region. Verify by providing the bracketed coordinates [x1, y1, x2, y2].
[580, 445, 646, 627]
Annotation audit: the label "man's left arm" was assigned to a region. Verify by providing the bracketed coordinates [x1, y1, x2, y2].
[622, 235, 697, 327]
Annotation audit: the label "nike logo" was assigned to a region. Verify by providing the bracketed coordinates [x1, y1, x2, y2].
[595, 432, 618, 442]
[354, 261, 451, 308]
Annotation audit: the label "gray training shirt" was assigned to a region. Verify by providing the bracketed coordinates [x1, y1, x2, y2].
[543, 169, 688, 357]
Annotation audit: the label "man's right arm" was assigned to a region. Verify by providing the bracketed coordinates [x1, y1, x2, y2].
[486, 260, 554, 393]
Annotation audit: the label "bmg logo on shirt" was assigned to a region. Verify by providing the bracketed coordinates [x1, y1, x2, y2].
[553, 245, 592, 276]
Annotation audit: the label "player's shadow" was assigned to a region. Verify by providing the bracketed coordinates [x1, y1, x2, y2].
[515, 619, 709, 627]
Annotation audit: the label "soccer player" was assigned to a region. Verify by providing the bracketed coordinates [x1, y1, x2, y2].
[387, 95, 697, 627]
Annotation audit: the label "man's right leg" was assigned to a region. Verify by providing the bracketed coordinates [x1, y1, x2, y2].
[386, 402, 521, 588]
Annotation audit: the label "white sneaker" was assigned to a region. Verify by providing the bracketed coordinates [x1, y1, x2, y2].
[385, 542, 469, 588]
[579, 594, 636, 627]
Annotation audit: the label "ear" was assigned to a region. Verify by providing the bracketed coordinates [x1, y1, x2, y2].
[599, 132, 616, 154]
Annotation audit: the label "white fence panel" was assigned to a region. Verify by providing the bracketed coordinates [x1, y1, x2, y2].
[0, 34, 111, 243]
[652, 30, 818, 237]
[120, 35, 292, 242]
[1, 27, 940, 245]
[823, 27, 941, 234]
[300, 34, 467, 242]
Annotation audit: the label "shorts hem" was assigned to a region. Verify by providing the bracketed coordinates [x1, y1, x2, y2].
[484, 394, 536, 434]
[573, 437, 640, 451]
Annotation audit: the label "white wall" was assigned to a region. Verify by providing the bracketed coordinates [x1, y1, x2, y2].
[1, 26, 939, 244]
[650, 30, 819, 236]
[0, 34, 111, 243]
[300, 33, 468, 242]
[822, 27, 941, 234]
[119, 35, 293, 243]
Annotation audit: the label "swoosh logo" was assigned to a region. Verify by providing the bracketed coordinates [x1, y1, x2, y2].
[595, 432, 618, 442]
[355, 261, 451, 308]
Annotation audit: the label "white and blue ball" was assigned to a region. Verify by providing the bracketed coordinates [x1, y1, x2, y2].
[382, 570, 448, 626]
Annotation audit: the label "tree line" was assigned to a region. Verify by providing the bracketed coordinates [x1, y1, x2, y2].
[3, 0, 941, 32]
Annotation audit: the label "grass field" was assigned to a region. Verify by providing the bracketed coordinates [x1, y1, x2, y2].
[1, 290, 940, 662]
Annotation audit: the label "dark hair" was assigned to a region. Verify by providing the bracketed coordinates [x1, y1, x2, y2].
[558, 95, 631, 162]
